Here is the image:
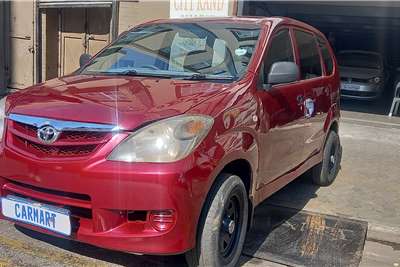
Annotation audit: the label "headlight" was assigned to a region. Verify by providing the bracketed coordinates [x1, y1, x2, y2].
[369, 77, 381, 84]
[0, 97, 6, 140]
[108, 115, 214, 163]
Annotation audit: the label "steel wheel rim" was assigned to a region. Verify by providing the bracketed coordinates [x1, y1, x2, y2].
[219, 193, 242, 260]
[328, 140, 338, 175]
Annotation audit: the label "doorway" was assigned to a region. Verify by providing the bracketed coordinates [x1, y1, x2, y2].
[43, 7, 111, 81]
[60, 8, 111, 76]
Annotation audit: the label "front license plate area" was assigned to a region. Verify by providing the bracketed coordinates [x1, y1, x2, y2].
[1, 196, 71, 236]
[342, 83, 360, 91]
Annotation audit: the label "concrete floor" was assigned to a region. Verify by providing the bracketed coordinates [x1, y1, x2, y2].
[268, 114, 400, 230]
[267, 112, 400, 267]
[0, 96, 400, 266]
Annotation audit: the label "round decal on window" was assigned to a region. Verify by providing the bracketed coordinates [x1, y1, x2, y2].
[235, 48, 247, 56]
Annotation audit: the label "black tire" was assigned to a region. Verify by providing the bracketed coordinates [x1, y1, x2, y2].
[311, 131, 342, 186]
[185, 174, 249, 267]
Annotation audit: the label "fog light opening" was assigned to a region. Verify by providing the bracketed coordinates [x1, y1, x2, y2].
[149, 210, 176, 232]
[127, 211, 147, 222]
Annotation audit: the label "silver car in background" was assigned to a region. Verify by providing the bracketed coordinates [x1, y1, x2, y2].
[338, 50, 387, 100]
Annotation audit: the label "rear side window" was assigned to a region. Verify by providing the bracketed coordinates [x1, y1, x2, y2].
[264, 29, 295, 76]
[294, 30, 322, 79]
[318, 37, 334, 75]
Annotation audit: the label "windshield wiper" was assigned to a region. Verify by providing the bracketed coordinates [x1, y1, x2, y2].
[84, 70, 138, 76]
[181, 73, 236, 81]
[86, 69, 175, 79]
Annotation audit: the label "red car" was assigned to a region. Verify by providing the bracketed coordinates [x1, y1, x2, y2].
[0, 17, 341, 266]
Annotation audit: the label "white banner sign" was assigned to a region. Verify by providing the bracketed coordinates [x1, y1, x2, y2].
[170, 0, 230, 18]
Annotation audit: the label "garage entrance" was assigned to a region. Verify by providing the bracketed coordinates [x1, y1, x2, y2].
[1, 0, 119, 89]
[240, 1, 400, 117]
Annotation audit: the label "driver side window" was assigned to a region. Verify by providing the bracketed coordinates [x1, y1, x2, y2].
[263, 29, 295, 83]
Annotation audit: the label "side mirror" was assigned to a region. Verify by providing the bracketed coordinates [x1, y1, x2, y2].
[267, 61, 299, 86]
[79, 53, 92, 68]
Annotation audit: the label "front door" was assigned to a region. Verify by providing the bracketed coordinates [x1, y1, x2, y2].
[256, 28, 307, 188]
[60, 8, 111, 76]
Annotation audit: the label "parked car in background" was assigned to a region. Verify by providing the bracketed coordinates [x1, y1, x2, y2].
[338, 50, 388, 100]
[0, 17, 341, 267]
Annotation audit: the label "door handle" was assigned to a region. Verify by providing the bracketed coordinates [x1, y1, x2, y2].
[304, 98, 315, 118]
[296, 95, 304, 104]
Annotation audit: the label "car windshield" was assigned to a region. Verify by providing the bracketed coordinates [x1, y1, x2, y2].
[337, 52, 381, 69]
[80, 22, 261, 81]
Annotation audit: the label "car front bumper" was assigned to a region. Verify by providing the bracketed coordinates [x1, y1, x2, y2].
[0, 144, 213, 255]
[340, 81, 383, 100]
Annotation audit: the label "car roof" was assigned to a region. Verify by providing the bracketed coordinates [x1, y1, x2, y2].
[147, 16, 273, 24]
[138, 16, 325, 36]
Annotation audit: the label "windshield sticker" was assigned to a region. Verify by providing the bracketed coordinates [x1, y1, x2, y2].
[235, 48, 247, 56]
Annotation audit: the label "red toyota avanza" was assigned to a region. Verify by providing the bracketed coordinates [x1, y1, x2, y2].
[0, 17, 341, 266]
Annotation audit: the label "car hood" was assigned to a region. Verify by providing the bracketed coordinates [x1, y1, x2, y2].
[7, 75, 229, 130]
[339, 66, 382, 80]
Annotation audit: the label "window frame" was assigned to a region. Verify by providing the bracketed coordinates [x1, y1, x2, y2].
[258, 26, 298, 88]
[317, 35, 336, 78]
[292, 27, 325, 81]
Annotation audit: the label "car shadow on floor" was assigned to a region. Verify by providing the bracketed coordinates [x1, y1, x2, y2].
[239, 173, 321, 266]
[15, 174, 321, 267]
[15, 225, 188, 267]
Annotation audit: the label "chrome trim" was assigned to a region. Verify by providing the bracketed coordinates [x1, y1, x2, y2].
[8, 114, 120, 132]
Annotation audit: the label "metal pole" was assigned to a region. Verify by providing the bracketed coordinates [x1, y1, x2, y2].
[2, 1, 11, 92]
[35, 0, 42, 84]
[237, 0, 244, 16]
[0, 1, 5, 92]
[110, 0, 119, 41]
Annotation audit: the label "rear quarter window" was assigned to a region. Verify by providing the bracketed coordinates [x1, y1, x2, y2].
[318, 37, 334, 75]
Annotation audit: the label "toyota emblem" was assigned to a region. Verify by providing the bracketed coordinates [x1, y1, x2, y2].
[37, 125, 60, 144]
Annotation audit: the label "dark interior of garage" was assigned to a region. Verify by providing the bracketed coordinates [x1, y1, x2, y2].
[242, 1, 400, 116]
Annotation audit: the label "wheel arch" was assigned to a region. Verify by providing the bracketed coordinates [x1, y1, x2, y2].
[192, 157, 255, 250]
[329, 119, 339, 134]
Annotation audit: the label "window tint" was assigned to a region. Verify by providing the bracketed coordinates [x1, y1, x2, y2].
[81, 23, 261, 80]
[264, 29, 294, 77]
[318, 37, 334, 75]
[294, 30, 322, 79]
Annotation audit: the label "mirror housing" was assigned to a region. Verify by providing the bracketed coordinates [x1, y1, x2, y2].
[267, 61, 299, 86]
[79, 53, 92, 68]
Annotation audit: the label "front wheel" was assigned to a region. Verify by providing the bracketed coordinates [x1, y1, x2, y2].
[186, 174, 249, 267]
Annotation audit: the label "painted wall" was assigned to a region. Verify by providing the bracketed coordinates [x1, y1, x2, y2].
[118, 0, 237, 33]
[118, 1, 170, 34]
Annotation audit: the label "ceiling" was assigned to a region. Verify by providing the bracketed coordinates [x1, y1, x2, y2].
[245, 1, 400, 34]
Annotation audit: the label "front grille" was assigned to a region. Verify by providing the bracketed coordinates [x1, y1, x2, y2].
[341, 77, 369, 83]
[10, 180, 91, 201]
[16, 136, 97, 157]
[6, 118, 113, 159]
[13, 122, 107, 143]
[59, 131, 106, 142]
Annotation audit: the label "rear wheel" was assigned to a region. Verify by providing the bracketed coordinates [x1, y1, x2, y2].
[186, 174, 248, 267]
[311, 131, 342, 186]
